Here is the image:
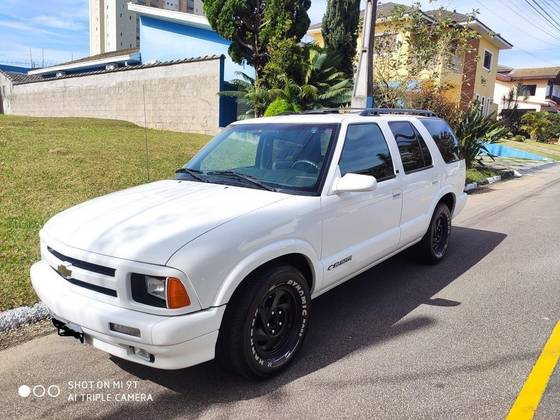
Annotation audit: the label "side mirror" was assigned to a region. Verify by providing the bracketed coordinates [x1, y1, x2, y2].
[334, 173, 378, 193]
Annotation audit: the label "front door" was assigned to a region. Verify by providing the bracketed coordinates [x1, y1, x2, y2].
[321, 123, 402, 288]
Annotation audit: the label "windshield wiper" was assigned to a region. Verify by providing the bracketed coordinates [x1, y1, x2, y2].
[175, 168, 207, 182]
[206, 171, 276, 192]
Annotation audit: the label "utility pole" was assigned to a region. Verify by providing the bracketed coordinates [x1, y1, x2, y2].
[351, 0, 377, 109]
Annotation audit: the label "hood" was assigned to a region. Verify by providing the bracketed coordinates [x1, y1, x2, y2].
[43, 180, 289, 265]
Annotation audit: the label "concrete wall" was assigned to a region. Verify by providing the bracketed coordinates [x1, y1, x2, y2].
[0, 57, 223, 135]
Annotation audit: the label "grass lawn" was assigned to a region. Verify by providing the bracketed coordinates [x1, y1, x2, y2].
[502, 139, 560, 162]
[0, 116, 211, 311]
[466, 167, 500, 184]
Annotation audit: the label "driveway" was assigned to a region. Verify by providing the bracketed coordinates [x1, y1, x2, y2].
[1, 166, 559, 420]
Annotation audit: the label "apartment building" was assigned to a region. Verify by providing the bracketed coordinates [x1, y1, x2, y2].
[89, 0, 204, 56]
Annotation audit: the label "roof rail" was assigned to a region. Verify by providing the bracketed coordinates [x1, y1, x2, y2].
[359, 108, 438, 117]
[298, 108, 438, 117]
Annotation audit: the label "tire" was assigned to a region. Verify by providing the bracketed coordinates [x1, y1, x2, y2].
[215, 264, 311, 379]
[413, 203, 452, 265]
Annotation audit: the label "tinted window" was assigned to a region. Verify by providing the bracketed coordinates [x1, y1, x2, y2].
[339, 124, 394, 181]
[389, 121, 432, 173]
[420, 118, 462, 163]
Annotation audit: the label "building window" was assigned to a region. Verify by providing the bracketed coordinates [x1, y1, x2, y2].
[483, 50, 493, 71]
[520, 84, 537, 96]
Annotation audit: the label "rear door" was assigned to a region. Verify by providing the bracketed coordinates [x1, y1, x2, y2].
[321, 123, 402, 288]
[388, 120, 439, 246]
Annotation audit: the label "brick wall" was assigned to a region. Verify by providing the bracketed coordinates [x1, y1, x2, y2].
[0, 57, 222, 135]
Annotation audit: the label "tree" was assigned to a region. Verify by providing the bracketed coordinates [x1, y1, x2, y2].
[371, 3, 480, 109]
[203, 0, 311, 93]
[218, 72, 270, 119]
[266, 45, 353, 114]
[521, 112, 560, 142]
[501, 82, 527, 135]
[321, 0, 361, 80]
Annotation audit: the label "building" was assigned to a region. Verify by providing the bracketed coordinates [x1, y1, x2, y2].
[307, 2, 512, 114]
[27, 49, 141, 79]
[0, 64, 30, 74]
[89, 0, 139, 55]
[494, 66, 560, 113]
[89, 0, 204, 56]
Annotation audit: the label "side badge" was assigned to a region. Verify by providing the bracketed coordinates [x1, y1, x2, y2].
[328, 256, 352, 271]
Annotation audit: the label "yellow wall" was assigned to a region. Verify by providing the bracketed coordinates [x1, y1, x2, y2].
[306, 22, 504, 109]
[473, 36, 500, 101]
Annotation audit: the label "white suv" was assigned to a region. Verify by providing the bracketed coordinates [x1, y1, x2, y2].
[31, 109, 466, 378]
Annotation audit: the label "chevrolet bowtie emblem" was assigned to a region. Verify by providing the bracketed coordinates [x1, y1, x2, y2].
[57, 263, 72, 279]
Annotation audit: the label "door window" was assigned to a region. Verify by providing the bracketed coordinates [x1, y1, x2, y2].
[339, 124, 395, 181]
[389, 121, 433, 174]
[420, 118, 462, 163]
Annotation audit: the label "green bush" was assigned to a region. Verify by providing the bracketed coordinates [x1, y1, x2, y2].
[521, 112, 560, 143]
[456, 103, 508, 169]
[264, 98, 299, 117]
[511, 134, 526, 142]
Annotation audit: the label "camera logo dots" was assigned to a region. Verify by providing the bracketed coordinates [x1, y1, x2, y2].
[18, 384, 60, 398]
[18, 385, 31, 398]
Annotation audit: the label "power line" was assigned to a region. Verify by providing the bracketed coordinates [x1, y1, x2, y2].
[541, 0, 560, 23]
[507, 0, 560, 41]
[524, 0, 560, 33]
[473, 0, 559, 66]
[474, 0, 557, 44]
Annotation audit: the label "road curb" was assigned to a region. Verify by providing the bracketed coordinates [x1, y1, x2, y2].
[465, 161, 556, 194]
[0, 302, 49, 332]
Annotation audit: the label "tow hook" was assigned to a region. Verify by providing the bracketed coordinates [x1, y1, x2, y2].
[52, 318, 84, 343]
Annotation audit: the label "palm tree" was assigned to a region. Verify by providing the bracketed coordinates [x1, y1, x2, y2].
[268, 45, 353, 112]
[218, 72, 270, 118]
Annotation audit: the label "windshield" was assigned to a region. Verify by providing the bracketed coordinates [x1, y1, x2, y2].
[182, 123, 339, 194]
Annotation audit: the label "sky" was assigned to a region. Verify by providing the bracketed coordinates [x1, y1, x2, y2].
[0, 0, 559, 69]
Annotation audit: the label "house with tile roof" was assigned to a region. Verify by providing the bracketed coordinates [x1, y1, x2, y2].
[494, 66, 560, 114]
[307, 2, 513, 114]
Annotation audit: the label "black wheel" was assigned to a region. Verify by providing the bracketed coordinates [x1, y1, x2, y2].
[413, 203, 452, 264]
[216, 264, 311, 378]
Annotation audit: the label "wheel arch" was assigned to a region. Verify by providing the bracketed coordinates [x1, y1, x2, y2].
[212, 241, 320, 307]
[438, 191, 456, 214]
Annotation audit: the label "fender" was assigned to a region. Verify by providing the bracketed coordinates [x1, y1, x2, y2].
[211, 239, 321, 307]
[429, 184, 456, 216]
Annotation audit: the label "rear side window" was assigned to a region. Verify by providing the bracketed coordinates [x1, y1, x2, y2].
[388, 121, 433, 174]
[339, 124, 395, 181]
[420, 119, 462, 163]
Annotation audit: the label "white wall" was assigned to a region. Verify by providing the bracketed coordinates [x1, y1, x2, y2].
[1, 58, 223, 135]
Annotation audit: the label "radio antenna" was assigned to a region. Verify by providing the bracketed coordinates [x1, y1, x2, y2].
[142, 84, 150, 182]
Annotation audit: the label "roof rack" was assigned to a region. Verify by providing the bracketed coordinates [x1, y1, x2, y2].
[359, 108, 438, 117]
[299, 108, 438, 118]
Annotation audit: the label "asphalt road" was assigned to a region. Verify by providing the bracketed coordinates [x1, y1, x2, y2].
[1, 165, 560, 420]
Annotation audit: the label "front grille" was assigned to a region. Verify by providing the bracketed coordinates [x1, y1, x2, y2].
[47, 246, 115, 277]
[50, 266, 118, 297]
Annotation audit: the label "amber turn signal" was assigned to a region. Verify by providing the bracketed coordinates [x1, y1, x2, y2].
[166, 277, 191, 309]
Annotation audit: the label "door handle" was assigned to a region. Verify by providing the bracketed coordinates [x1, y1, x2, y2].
[432, 179, 439, 185]
[392, 191, 401, 199]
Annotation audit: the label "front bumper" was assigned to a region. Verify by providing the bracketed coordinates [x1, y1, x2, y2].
[31, 260, 225, 370]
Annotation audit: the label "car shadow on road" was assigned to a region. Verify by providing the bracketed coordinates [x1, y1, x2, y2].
[108, 226, 506, 418]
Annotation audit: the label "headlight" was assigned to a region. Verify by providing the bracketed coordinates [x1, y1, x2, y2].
[131, 274, 191, 309]
[145, 276, 166, 300]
